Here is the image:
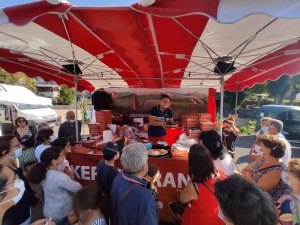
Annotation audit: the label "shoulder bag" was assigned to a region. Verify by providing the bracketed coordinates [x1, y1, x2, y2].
[112, 183, 139, 225]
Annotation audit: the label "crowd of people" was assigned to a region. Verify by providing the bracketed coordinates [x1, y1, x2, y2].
[0, 112, 297, 225]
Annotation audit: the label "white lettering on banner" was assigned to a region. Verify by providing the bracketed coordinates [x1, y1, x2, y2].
[71, 166, 81, 179]
[91, 167, 97, 180]
[178, 173, 189, 188]
[156, 173, 162, 187]
[82, 166, 90, 180]
[158, 202, 163, 209]
[162, 172, 176, 188]
[70, 165, 97, 181]
[70, 165, 189, 187]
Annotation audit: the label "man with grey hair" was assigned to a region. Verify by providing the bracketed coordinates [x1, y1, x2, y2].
[268, 119, 291, 165]
[110, 143, 158, 225]
[58, 110, 81, 144]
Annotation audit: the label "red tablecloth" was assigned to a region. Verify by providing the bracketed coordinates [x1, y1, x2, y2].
[67, 151, 188, 222]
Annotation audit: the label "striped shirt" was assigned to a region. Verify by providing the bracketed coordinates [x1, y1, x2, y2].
[91, 218, 107, 225]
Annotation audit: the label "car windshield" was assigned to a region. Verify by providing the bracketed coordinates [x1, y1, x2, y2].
[15, 104, 48, 110]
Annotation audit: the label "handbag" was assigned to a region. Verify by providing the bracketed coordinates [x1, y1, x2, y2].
[168, 182, 216, 225]
[168, 190, 187, 225]
[18, 147, 37, 167]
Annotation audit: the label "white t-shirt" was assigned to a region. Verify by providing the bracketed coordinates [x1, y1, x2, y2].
[35, 144, 51, 162]
[277, 133, 291, 166]
[214, 154, 234, 176]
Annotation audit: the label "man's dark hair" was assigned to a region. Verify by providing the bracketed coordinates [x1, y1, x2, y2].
[147, 165, 159, 177]
[188, 144, 217, 183]
[36, 128, 54, 142]
[214, 174, 278, 225]
[199, 130, 226, 160]
[160, 94, 170, 100]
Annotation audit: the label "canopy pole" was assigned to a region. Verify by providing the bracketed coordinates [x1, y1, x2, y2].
[74, 77, 79, 142]
[235, 83, 239, 116]
[81, 88, 85, 138]
[219, 75, 224, 137]
[61, 14, 80, 143]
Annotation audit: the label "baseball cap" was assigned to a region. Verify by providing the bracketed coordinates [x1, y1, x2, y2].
[102, 141, 120, 160]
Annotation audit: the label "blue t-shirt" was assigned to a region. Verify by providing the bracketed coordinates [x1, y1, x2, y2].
[96, 160, 119, 196]
[148, 105, 173, 137]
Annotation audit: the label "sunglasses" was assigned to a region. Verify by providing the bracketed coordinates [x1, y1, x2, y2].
[17, 119, 25, 123]
[5, 174, 19, 187]
[225, 126, 231, 129]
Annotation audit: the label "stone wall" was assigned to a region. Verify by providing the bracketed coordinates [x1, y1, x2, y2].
[50, 105, 93, 110]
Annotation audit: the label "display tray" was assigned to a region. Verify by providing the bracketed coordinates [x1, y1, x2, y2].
[148, 145, 172, 158]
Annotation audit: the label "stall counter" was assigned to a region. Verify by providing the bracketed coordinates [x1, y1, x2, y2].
[67, 151, 189, 222]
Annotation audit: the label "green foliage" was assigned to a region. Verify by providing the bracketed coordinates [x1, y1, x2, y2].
[0, 68, 38, 94]
[79, 101, 88, 121]
[224, 83, 268, 109]
[267, 75, 290, 104]
[57, 85, 75, 105]
[239, 119, 256, 135]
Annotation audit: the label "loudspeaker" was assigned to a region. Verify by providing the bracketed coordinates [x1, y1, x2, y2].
[92, 91, 110, 110]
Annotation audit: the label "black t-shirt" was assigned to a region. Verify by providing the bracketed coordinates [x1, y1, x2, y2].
[222, 128, 238, 152]
[97, 160, 119, 196]
[148, 105, 173, 137]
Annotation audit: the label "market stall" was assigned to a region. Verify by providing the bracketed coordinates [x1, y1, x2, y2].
[69, 88, 217, 221]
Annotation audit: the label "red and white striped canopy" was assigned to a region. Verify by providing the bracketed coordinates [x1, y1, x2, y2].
[1, 0, 300, 92]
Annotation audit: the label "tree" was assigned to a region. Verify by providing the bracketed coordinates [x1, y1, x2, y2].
[57, 84, 75, 105]
[288, 74, 300, 105]
[224, 83, 268, 109]
[267, 75, 290, 105]
[0, 68, 38, 94]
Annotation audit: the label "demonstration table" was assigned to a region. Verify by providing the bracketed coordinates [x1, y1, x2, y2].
[68, 151, 189, 222]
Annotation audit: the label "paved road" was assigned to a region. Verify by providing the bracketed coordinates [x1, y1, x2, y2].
[30, 135, 300, 224]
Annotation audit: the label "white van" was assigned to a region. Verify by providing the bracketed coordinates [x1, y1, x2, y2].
[0, 84, 58, 135]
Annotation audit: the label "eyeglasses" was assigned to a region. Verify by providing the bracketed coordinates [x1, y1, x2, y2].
[10, 142, 21, 149]
[17, 119, 25, 123]
[5, 174, 19, 187]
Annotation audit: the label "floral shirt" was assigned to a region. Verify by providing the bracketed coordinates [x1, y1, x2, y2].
[276, 195, 300, 225]
[250, 157, 288, 201]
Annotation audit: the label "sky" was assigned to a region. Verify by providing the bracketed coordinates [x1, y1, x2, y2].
[0, 0, 137, 8]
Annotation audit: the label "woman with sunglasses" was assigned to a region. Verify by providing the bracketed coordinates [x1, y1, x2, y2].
[222, 115, 239, 158]
[241, 134, 288, 201]
[0, 135, 41, 225]
[27, 147, 82, 225]
[12, 117, 37, 168]
[0, 164, 54, 225]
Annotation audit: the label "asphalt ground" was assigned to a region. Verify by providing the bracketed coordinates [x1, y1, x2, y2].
[29, 135, 300, 224]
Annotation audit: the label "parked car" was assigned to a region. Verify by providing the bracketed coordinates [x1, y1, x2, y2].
[0, 84, 57, 135]
[254, 105, 300, 140]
